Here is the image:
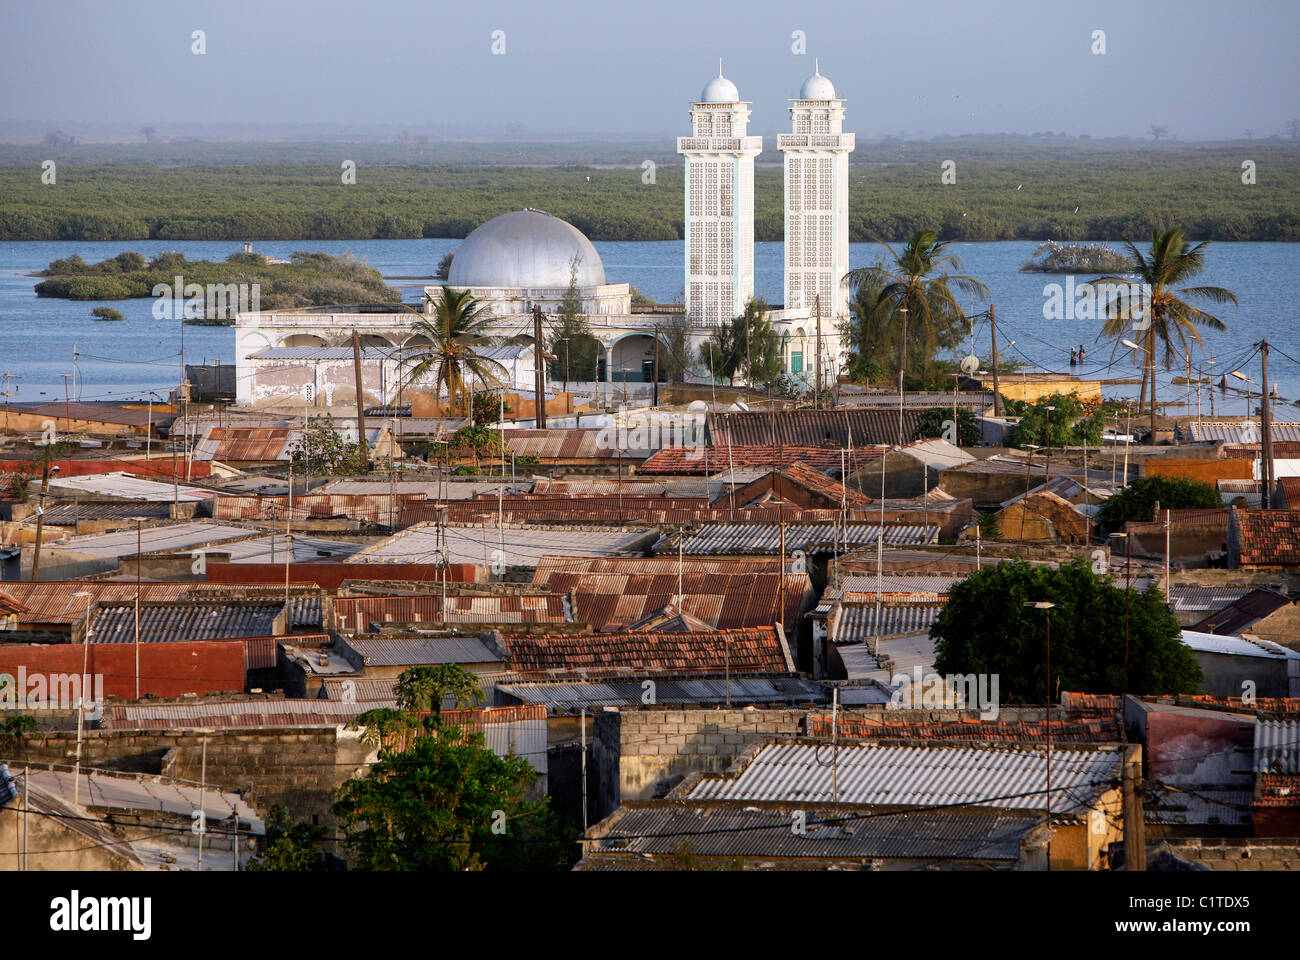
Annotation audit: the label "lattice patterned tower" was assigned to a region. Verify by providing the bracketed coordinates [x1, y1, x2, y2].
[778, 60, 855, 320]
[677, 61, 762, 327]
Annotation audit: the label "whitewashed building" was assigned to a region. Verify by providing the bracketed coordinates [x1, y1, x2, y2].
[234, 67, 850, 404]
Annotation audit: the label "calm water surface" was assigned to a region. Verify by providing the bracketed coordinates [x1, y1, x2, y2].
[1, 239, 1297, 411]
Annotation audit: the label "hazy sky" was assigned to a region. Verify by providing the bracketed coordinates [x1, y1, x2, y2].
[2, 0, 1297, 139]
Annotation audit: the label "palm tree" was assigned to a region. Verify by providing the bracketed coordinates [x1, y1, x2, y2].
[843, 230, 989, 388]
[1089, 228, 1236, 438]
[401, 288, 507, 415]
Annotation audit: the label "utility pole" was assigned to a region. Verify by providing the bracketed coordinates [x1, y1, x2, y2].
[30, 454, 51, 581]
[652, 329, 660, 408]
[0, 372, 19, 432]
[989, 305, 1003, 416]
[351, 330, 369, 466]
[814, 295, 823, 407]
[532, 305, 548, 429]
[1122, 743, 1147, 871]
[1260, 339, 1274, 509]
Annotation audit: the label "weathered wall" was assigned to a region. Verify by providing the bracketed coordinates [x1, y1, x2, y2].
[0, 794, 142, 870]
[1192, 651, 1292, 699]
[1153, 837, 1300, 869]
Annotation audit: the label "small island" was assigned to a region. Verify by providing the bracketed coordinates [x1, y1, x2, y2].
[35, 248, 402, 320]
[1020, 241, 1135, 273]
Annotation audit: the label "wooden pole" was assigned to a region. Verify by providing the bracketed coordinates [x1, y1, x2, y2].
[533, 305, 548, 429]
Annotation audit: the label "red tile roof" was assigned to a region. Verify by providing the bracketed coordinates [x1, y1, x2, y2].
[1231, 509, 1300, 566]
[638, 445, 885, 476]
[778, 461, 872, 506]
[1255, 774, 1300, 808]
[1169, 695, 1300, 715]
[500, 626, 795, 678]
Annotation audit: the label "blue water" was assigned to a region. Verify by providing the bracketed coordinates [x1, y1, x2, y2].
[1, 238, 1297, 410]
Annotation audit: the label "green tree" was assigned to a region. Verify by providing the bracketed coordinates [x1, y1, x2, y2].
[1088, 228, 1236, 437]
[244, 807, 328, 871]
[1097, 475, 1221, 529]
[913, 407, 981, 447]
[655, 313, 693, 383]
[699, 297, 776, 386]
[471, 391, 509, 427]
[1006, 393, 1106, 450]
[403, 288, 506, 414]
[91, 306, 124, 320]
[287, 413, 365, 475]
[435, 251, 454, 280]
[843, 230, 989, 386]
[394, 664, 485, 726]
[932, 559, 1202, 702]
[545, 256, 601, 387]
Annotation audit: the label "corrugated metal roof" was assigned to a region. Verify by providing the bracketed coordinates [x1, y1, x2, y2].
[532, 556, 792, 579]
[831, 574, 965, 599]
[1182, 629, 1300, 660]
[214, 494, 429, 524]
[1183, 421, 1300, 443]
[349, 521, 656, 566]
[497, 676, 829, 711]
[639, 444, 884, 477]
[46, 472, 213, 502]
[708, 410, 923, 447]
[90, 601, 283, 643]
[0, 581, 316, 625]
[587, 805, 1038, 863]
[536, 570, 812, 632]
[1169, 585, 1253, 612]
[502, 626, 795, 679]
[20, 767, 261, 831]
[342, 633, 504, 666]
[219, 534, 361, 563]
[34, 501, 174, 524]
[503, 428, 652, 460]
[831, 604, 943, 642]
[655, 522, 939, 555]
[45, 522, 255, 559]
[103, 698, 387, 729]
[333, 593, 569, 631]
[687, 742, 1123, 813]
[1256, 719, 1300, 774]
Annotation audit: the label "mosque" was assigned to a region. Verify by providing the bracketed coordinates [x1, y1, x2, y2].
[234, 62, 854, 410]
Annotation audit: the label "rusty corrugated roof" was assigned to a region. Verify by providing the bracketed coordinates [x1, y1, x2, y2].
[333, 593, 569, 631]
[708, 410, 922, 447]
[501, 625, 795, 678]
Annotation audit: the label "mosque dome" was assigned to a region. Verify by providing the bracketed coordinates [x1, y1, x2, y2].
[799, 63, 836, 100]
[446, 209, 606, 289]
[700, 70, 739, 103]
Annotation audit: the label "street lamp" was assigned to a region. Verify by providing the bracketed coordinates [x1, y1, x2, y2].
[1024, 600, 1057, 819]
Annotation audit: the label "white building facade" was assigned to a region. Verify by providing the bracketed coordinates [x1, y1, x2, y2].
[676, 64, 762, 328]
[778, 61, 855, 321]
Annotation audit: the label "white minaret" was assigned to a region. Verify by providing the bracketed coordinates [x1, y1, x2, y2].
[677, 60, 762, 328]
[778, 60, 855, 320]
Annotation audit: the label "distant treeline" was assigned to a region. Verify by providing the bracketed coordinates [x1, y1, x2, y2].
[3, 141, 1299, 242]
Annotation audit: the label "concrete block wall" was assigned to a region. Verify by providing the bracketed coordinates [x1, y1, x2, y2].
[14, 726, 369, 824]
[1159, 838, 1300, 871]
[616, 709, 804, 801]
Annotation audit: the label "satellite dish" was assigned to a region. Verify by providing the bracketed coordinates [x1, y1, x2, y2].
[960, 354, 980, 375]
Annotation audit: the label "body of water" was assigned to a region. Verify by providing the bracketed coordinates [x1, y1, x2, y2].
[1, 238, 1297, 413]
